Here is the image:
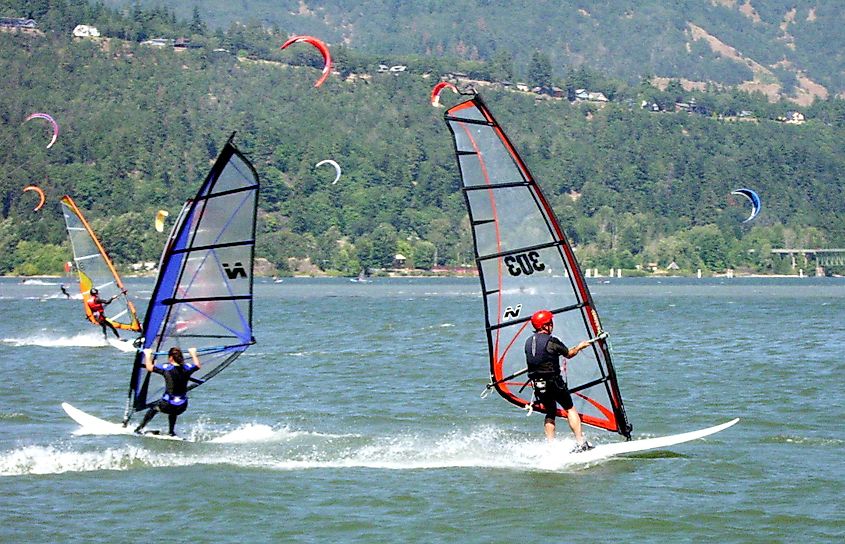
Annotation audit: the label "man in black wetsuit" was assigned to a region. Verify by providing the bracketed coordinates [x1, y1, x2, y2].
[134, 346, 202, 437]
[524, 309, 594, 452]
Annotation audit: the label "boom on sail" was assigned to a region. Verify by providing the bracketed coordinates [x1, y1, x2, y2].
[444, 94, 632, 439]
[123, 135, 259, 424]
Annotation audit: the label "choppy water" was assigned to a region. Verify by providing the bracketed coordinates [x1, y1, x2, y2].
[1, 277, 842, 543]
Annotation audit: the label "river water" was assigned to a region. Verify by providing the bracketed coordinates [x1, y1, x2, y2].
[0, 276, 842, 542]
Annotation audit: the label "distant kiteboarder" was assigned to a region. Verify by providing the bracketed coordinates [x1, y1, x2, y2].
[731, 188, 761, 223]
[315, 159, 342, 184]
[60, 284, 71, 299]
[23, 112, 59, 149]
[280, 35, 333, 87]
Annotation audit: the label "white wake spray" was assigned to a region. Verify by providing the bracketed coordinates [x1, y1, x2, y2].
[2, 331, 108, 348]
[1, 425, 614, 476]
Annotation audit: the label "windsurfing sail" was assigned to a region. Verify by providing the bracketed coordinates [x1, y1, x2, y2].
[60, 195, 141, 332]
[123, 135, 259, 424]
[444, 94, 632, 439]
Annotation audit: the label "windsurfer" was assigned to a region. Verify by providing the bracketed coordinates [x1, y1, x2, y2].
[87, 287, 124, 339]
[134, 347, 202, 437]
[525, 310, 594, 452]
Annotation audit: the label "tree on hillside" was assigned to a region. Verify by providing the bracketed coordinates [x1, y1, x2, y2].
[527, 50, 552, 87]
[490, 50, 515, 82]
[190, 6, 207, 35]
[370, 223, 398, 268]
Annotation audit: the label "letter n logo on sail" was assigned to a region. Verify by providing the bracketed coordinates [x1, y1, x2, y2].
[503, 304, 522, 320]
[222, 262, 247, 280]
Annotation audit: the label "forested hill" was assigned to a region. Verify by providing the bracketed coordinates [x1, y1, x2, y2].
[1, 1, 845, 278]
[97, 0, 845, 104]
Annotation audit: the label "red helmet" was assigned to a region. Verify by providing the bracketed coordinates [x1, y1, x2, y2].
[530, 310, 554, 330]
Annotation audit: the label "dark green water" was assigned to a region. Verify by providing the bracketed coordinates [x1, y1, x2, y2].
[1, 277, 842, 542]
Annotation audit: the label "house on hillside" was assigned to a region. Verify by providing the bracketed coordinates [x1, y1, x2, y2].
[72, 24, 100, 38]
[574, 89, 608, 102]
[0, 17, 36, 29]
[141, 38, 172, 47]
[781, 111, 806, 125]
[174, 37, 200, 49]
[535, 86, 564, 98]
[642, 100, 662, 112]
[388, 65, 407, 73]
[393, 254, 407, 268]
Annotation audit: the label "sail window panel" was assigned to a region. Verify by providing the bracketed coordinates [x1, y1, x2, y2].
[450, 125, 476, 154]
[188, 191, 256, 248]
[180, 247, 253, 299]
[164, 299, 247, 343]
[79, 259, 111, 290]
[206, 154, 256, 194]
[491, 323, 530, 383]
[468, 188, 555, 257]
[454, 129, 525, 187]
[480, 259, 580, 328]
[573, 383, 615, 427]
[457, 151, 523, 188]
[191, 351, 238, 384]
[451, 104, 487, 122]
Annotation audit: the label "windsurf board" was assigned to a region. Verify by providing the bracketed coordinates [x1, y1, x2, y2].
[575, 418, 739, 461]
[106, 337, 137, 353]
[62, 402, 185, 441]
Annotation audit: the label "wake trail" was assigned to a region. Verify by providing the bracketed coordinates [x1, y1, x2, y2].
[2, 331, 109, 348]
[3, 426, 622, 476]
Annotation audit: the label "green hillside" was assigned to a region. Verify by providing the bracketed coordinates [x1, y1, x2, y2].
[94, 0, 845, 101]
[1, 1, 845, 277]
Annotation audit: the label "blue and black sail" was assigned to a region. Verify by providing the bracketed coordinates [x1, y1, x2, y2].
[124, 135, 259, 423]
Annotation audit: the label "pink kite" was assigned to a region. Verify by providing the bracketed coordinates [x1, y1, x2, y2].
[24, 112, 59, 148]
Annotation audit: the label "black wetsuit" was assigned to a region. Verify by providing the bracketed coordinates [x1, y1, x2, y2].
[135, 361, 200, 435]
[524, 332, 574, 420]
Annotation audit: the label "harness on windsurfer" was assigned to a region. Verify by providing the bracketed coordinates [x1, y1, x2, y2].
[134, 347, 202, 437]
[87, 287, 123, 340]
[525, 310, 594, 452]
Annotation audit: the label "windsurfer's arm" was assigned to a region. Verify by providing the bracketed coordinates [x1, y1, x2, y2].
[143, 349, 155, 373]
[548, 337, 590, 358]
[566, 340, 591, 358]
[188, 347, 201, 369]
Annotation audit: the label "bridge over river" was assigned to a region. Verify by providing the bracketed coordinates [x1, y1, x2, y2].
[771, 249, 845, 275]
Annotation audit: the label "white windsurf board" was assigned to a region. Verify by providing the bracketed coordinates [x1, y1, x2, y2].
[106, 337, 137, 353]
[62, 402, 185, 441]
[575, 418, 739, 461]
